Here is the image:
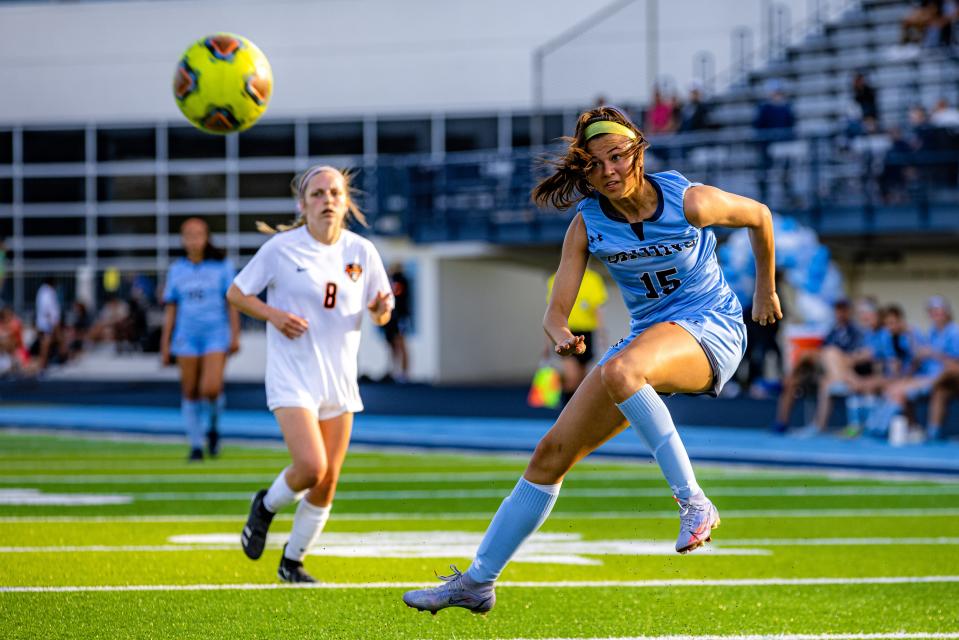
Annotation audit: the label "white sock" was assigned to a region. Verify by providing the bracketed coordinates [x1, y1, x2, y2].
[284, 500, 331, 562]
[263, 467, 306, 513]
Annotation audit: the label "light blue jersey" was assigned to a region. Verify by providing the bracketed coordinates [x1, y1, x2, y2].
[582, 171, 746, 395]
[917, 321, 959, 376]
[164, 258, 234, 355]
[580, 171, 742, 330]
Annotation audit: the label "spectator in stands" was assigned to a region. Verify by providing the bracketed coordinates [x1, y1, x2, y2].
[885, 297, 959, 437]
[878, 126, 914, 203]
[863, 303, 933, 437]
[753, 80, 796, 203]
[59, 299, 91, 362]
[777, 299, 861, 436]
[847, 72, 879, 137]
[546, 266, 607, 406]
[87, 294, 129, 346]
[926, 355, 959, 441]
[677, 83, 710, 133]
[31, 276, 61, 372]
[381, 263, 412, 383]
[645, 86, 678, 135]
[930, 98, 959, 128]
[0, 304, 27, 377]
[901, 0, 951, 46]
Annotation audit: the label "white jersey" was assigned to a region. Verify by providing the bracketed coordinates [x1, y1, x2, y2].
[233, 226, 393, 416]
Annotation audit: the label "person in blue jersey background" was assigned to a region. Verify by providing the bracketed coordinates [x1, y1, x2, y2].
[160, 217, 240, 461]
[403, 106, 781, 615]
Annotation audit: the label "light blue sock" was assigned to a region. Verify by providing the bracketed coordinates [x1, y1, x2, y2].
[467, 477, 561, 583]
[201, 399, 217, 434]
[181, 399, 203, 449]
[617, 385, 702, 501]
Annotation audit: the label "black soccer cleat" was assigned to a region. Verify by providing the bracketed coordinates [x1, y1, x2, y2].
[241, 489, 274, 560]
[206, 428, 220, 458]
[278, 544, 317, 583]
[187, 447, 204, 462]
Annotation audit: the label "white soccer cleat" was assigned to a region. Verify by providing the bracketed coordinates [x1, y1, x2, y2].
[675, 496, 720, 554]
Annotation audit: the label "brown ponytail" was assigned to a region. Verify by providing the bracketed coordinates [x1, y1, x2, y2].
[531, 106, 648, 211]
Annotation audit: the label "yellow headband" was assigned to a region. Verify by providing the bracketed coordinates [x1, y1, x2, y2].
[584, 120, 638, 141]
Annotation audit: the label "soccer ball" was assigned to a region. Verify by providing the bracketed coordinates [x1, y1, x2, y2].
[173, 33, 273, 134]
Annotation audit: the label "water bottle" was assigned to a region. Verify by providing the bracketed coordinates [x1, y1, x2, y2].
[889, 415, 908, 447]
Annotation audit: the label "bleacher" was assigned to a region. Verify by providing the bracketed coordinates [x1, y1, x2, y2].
[382, 0, 959, 245]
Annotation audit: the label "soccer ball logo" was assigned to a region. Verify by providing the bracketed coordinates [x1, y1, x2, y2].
[173, 33, 273, 135]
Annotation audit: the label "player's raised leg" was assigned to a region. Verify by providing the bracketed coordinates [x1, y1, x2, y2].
[402, 366, 628, 614]
[601, 321, 720, 553]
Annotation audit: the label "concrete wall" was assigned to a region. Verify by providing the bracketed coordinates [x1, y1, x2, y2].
[841, 252, 959, 330]
[0, 0, 815, 124]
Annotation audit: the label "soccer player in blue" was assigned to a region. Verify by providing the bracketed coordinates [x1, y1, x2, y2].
[160, 217, 240, 461]
[403, 106, 781, 614]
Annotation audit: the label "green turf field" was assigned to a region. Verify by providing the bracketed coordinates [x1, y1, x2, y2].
[1, 430, 957, 639]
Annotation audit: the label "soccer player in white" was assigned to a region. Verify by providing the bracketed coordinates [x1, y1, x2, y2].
[228, 165, 393, 583]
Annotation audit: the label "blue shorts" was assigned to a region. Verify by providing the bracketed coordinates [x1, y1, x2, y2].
[597, 308, 747, 397]
[171, 326, 231, 357]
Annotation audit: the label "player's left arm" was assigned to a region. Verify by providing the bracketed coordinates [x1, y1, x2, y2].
[685, 185, 782, 326]
[366, 249, 394, 327]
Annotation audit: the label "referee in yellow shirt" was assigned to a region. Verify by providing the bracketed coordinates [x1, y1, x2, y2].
[546, 266, 608, 406]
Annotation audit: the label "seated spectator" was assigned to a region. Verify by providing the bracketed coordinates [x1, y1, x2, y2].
[645, 86, 678, 135]
[87, 295, 130, 346]
[773, 299, 862, 435]
[901, 0, 950, 46]
[0, 305, 29, 376]
[867, 298, 959, 439]
[879, 126, 915, 203]
[59, 300, 91, 362]
[677, 83, 710, 133]
[930, 98, 959, 128]
[926, 356, 959, 441]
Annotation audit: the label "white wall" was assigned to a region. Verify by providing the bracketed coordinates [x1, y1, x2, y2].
[0, 0, 817, 124]
[842, 253, 959, 330]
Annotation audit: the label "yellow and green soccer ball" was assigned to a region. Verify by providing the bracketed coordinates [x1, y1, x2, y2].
[173, 33, 273, 134]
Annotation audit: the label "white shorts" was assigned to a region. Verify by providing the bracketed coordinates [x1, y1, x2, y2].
[266, 376, 363, 420]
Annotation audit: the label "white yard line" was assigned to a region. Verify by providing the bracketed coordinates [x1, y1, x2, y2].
[4, 485, 950, 502]
[4, 507, 959, 524]
[2, 575, 957, 593]
[1, 474, 955, 493]
[505, 634, 959, 640]
[2, 537, 956, 554]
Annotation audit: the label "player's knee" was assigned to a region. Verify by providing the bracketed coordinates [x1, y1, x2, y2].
[291, 459, 327, 488]
[600, 357, 648, 397]
[199, 383, 220, 400]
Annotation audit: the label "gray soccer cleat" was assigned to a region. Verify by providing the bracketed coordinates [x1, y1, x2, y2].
[675, 495, 720, 554]
[402, 565, 496, 615]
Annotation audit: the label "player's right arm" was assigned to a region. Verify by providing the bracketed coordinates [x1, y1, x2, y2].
[226, 284, 308, 340]
[544, 213, 589, 357]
